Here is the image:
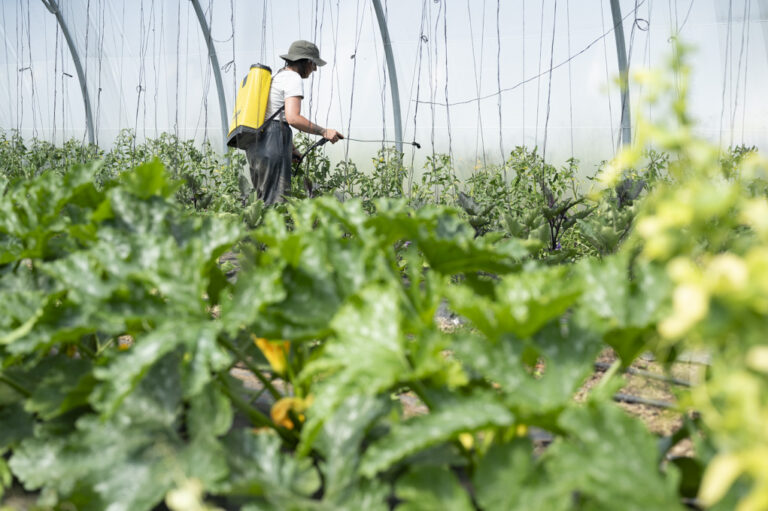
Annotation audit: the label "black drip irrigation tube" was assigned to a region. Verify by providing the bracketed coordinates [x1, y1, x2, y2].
[594, 361, 693, 388]
[612, 393, 677, 409]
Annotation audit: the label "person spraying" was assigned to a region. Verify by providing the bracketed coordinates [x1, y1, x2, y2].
[229, 40, 343, 205]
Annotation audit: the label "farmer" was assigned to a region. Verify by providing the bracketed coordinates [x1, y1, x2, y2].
[246, 40, 343, 205]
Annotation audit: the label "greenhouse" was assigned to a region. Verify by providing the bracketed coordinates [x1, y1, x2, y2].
[1, 1, 767, 510]
[3, 1, 767, 169]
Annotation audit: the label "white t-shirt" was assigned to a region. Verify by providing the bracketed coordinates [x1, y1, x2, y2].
[265, 69, 303, 122]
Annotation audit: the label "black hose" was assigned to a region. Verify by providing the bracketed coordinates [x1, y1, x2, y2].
[613, 393, 676, 409]
[594, 362, 693, 387]
[345, 137, 421, 149]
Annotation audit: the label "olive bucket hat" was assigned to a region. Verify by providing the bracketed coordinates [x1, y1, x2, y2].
[280, 40, 327, 67]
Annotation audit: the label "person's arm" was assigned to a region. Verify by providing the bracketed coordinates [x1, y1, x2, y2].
[284, 96, 343, 143]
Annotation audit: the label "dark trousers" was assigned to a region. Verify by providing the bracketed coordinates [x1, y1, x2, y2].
[245, 121, 293, 205]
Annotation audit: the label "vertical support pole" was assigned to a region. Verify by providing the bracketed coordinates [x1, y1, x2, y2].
[610, 0, 631, 147]
[41, 0, 95, 145]
[190, 0, 229, 152]
[371, 0, 403, 154]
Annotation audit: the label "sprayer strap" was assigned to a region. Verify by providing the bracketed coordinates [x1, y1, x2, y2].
[257, 105, 285, 137]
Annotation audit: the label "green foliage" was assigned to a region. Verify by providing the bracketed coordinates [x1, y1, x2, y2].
[0, 159, 686, 509]
[1, 129, 245, 214]
[603, 47, 768, 509]
[411, 154, 460, 206]
[0, 130, 102, 181]
[0, 44, 766, 510]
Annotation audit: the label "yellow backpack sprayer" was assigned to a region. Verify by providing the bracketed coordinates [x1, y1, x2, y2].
[226, 64, 284, 149]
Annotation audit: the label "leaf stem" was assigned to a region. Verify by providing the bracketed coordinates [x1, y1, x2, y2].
[216, 376, 271, 427]
[216, 375, 297, 444]
[409, 380, 436, 411]
[0, 374, 31, 397]
[78, 340, 97, 359]
[218, 336, 282, 401]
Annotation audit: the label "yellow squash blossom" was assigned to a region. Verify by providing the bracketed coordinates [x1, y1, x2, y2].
[270, 396, 313, 430]
[252, 335, 290, 375]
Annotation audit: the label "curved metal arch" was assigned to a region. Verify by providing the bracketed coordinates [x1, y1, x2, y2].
[371, 0, 403, 154]
[610, 0, 631, 147]
[41, 0, 95, 145]
[190, 0, 229, 151]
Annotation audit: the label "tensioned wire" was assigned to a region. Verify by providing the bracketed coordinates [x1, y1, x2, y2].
[599, 0, 617, 155]
[727, 0, 735, 146]
[96, 0, 106, 146]
[269, 2, 275, 68]
[378, 0, 388, 152]
[428, 0, 437, 168]
[566, 0, 574, 158]
[626, 0, 651, 148]
[133, 0, 147, 149]
[83, 0, 91, 143]
[84, 0, 91, 81]
[314, 0, 329, 129]
[406, 0, 428, 197]
[230, 0, 236, 126]
[305, 0, 317, 126]
[442, 0, 455, 186]
[534, 0, 546, 145]
[0, 2, 13, 133]
[60, 4, 69, 137]
[739, 0, 752, 143]
[174, 0, 181, 169]
[343, 0, 367, 192]
[306, 1, 316, 125]
[19, 0, 29, 137]
[190, 0, 213, 144]
[174, 0, 181, 139]
[184, 0, 192, 142]
[478, 0, 487, 169]
[41, 1, 52, 140]
[496, 0, 505, 170]
[522, 0, 526, 143]
[429, 3, 440, 202]
[112, 0, 127, 134]
[634, 0, 654, 146]
[325, 0, 344, 132]
[14, 1, 21, 134]
[53, 18, 59, 142]
[296, 0, 301, 39]
[541, 0, 557, 161]
[678, 0, 696, 35]
[202, 0, 214, 144]
[147, 0, 157, 140]
[2, 2, 17, 135]
[25, 0, 40, 139]
[718, 0, 733, 149]
[467, 0, 488, 171]
[730, 0, 750, 146]
[400, 0, 426, 140]
[413, 0, 648, 109]
[153, 0, 161, 139]
[668, 0, 682, 103]
[260, 0, 267, 63]
[307, 0, 320, 125]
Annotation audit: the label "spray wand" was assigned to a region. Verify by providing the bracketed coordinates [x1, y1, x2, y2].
[294, 136, 422, 197]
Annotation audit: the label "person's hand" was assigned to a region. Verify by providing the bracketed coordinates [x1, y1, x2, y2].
[322, 128, 344, 143]
[292, 148, 302, 163]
